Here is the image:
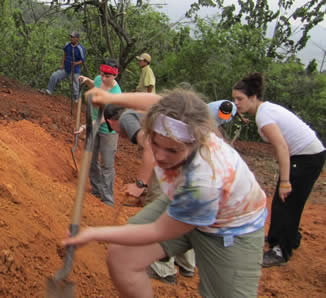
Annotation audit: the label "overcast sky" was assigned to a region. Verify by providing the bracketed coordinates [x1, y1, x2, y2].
[154, 0, 326, 26]
[153, 0, 326, 70]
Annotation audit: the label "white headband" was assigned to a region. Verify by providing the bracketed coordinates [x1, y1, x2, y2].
[152, 114, 195, 143]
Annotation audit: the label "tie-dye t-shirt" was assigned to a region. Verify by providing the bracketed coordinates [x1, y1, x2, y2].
[154, 133, 267, 236]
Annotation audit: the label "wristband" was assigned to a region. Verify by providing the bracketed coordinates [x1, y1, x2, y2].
[279, 182, 291, 189]
[81, 124, 86, 130]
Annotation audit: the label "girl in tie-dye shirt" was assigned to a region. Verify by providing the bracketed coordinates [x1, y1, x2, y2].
[154, 132, 266, 237]
[64, 88, 267, 298]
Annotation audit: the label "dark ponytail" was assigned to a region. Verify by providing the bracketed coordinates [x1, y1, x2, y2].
[233, 72, 264, 99]
[104, 58, 119, 69]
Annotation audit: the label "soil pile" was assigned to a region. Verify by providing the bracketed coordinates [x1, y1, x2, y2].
[0, 75, 325, 297]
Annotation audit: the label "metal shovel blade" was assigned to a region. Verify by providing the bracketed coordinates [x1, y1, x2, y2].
[45, 277, 75, 298]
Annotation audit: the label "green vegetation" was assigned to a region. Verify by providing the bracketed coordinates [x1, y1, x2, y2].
[0, 0, 325, 143]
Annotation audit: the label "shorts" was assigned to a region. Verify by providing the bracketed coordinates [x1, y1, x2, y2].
[128, 196, 264, 298]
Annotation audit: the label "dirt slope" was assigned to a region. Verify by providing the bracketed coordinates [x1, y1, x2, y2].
[0, 75, 325, 297]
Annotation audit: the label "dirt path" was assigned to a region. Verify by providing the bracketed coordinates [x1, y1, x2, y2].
[0, 76, 325, 297]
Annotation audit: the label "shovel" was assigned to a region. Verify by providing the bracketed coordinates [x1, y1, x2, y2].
[231, 124, 243, 147]
[45, 94, 104, 298]
[71, 84, 84, 172]
[70, 48, 75, 116]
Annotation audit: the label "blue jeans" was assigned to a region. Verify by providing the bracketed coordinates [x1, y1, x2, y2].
[47, 69, 80, 101]
[89, 133, 118, 205]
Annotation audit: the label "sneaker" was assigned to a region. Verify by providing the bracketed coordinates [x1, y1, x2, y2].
[91, 191, 102, 199]
[101, 200, 114, 207]
[39, 88, 52, 95]
[262, 249, 287, 268]
[146, 267, 176, 284]
[179, 266, 194, 277]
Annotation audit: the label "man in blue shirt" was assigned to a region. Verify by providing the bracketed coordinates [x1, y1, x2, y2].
[208, 100, 238, 127]
[40, 31, 85, 102]
[208, 100, 248, 142]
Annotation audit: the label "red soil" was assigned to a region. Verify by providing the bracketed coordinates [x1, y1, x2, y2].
[0, 75, 325, 297]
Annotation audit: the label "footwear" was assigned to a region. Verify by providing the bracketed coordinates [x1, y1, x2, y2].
[262, 249, 287, 268]
[91, 191, 101, 199]
[146, 267, 176, 284]
[39, 88, 51, 95]
[179, 266, 194, 277]
[101, 200, 114, 207]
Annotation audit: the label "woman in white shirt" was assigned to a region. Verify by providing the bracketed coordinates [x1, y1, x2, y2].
[232, 72, 325, 267]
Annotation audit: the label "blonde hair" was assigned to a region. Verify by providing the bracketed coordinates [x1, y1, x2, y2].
[143, 88, 217, 178]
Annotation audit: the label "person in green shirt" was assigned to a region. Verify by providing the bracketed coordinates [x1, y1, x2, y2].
[77, 59, 122, 206]
[135, 53, 156, 93]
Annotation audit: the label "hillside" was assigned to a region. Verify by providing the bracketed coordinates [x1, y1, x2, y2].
[0, 75, 325, 297]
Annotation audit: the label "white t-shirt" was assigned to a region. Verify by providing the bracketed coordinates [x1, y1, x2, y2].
[256, 102, 320, 156]
[154, 133, 266, 236]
